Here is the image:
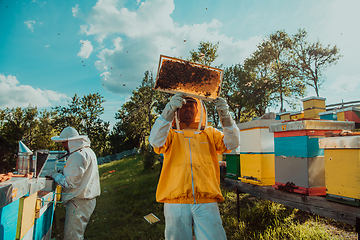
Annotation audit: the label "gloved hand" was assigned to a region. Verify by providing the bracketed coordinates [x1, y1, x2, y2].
[214, 97, 233, 127]
[44, 170, 61, 180]
[214, 97, 230, 119]
[161, 93, 187, 121]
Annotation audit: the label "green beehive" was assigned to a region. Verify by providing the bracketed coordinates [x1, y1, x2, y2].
[225, 154, 240, 179]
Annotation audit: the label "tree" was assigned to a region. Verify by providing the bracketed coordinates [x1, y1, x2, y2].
[188, 41, 219, 66]
[293, 29, 342, 97]
[188, 41, 221, 127]
[250, 30, 306, 111]
[52, 93, 110, 157]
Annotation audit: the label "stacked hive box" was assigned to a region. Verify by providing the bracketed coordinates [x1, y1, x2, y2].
[279, 112, 291, 120]
[319, 110, 337, 121]
[237, 119, 282, 186]
[290, 111, 304, 120]
[225, 151, 240, 180]
[336, 107, 360, 128]
[33, 191, 55, 240]
[269, 120, 354, 195]
[319, 136, 360, 206]
[302, 96, 326, 119]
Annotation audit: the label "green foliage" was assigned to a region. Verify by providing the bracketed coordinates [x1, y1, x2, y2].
[292, 29, 343, 97]
[0, 106, 58, 172]
[248, 30, 306, 112]
[52, 93, 110, 157]
[188, 41, 219, 67]
[110, 71, 165, 153]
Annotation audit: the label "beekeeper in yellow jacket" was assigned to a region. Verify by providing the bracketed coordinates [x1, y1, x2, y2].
[45, 127, 101, 240]
[149, 93, 240, 240]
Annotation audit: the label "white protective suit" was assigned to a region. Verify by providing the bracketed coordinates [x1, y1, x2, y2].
[49, 127, 101, 240]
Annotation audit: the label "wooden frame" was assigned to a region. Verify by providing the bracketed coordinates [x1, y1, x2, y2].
[154, 55, 223, 101]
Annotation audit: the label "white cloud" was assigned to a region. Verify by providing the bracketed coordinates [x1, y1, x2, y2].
[0, 74, 68, 108]
[24, 20, 36, 32]
[328, 75, 360, 93]
[77, 40, 94, 59]
[72, 4, 79, 17]
[45, 45, 50, 48]
[79, 0, 259, 95]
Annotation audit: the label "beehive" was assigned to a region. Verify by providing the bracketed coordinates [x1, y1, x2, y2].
[225, 154, 240, 179]
[269, 120, 355, 196]
[336, 107, 360, 128]
[279, 112, 291, 120]
[318, 110, 337, 121]
[154, 55, 223, 101]
[290, 111, 304, 120]
[302, 96, 326, 119]
[16, 192, 37, 240]
[0, 199, 20, 240]
[34, 191, 55, 240]
[319, 136, 360, 206]
[237, 119, 282, 186]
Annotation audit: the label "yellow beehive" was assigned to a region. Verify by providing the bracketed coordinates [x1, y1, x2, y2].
[302, 96, 326, 110]
[337, 111, 345, 121]
[279, 112, 290, 120]
[16, 192, 37, 239]
[303, 108, 325, 119]
[324, 149, 360, 199]
[290, 111, 304, 120]
[238, 154, 275, 186]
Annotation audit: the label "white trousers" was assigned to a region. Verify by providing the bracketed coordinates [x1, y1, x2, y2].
[164, 202, 227, 240]
[63, 198, 96, 240]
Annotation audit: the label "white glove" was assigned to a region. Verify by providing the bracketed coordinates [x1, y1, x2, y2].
[214, 97, 233, 127]
[214, 97, 230, 119]
[161, 93, 187, 121]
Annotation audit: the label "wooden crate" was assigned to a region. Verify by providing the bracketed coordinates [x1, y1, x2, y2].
[239, 154, 275, 186]
[274, 156, 326, 196]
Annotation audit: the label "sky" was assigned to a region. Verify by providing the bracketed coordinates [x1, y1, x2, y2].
[1, 0, 360, 127]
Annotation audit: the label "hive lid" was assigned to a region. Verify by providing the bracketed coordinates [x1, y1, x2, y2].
[18, 141, 33, 155]
[301, 96, 326, 102]
[237, 119, 283, 130]
[154, 55, 223, 101]
[269, 120, 355, 132]
[319, 136, 360, 149]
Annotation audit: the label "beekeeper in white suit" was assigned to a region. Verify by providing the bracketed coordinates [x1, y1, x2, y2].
[45, 126, 100, 240]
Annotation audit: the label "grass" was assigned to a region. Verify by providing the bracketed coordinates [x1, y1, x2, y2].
[52, 153, 357, 240]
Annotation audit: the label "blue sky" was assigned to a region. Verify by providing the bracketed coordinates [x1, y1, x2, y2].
[1, 0, 359, 126]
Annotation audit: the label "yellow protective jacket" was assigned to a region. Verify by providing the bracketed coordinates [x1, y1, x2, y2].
[149, 98, 240, 204]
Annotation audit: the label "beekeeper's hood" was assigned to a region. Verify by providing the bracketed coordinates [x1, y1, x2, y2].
[51, 127, 91, 152]
[172, 97, 207, 130]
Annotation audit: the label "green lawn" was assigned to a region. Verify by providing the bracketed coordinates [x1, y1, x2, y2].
[51, 153, 357, 240]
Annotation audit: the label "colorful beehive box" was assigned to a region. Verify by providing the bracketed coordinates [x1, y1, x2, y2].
[16, 192, 37, 240]
[318, 110, 337, 121]
[225, 154, 240, 179]
[237, 119, 282, 186]
[302, 96, 326, 119]
[34, 191, 55, 240]
[0, 177, 29, 240]
[269, 120, 355, 196]
[279, 112, 291, 120]
[336, 107, 360, 128]
[290, 111, 304, 120]
[0, 199, 20, 240]
[319, 136, 360, 206]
